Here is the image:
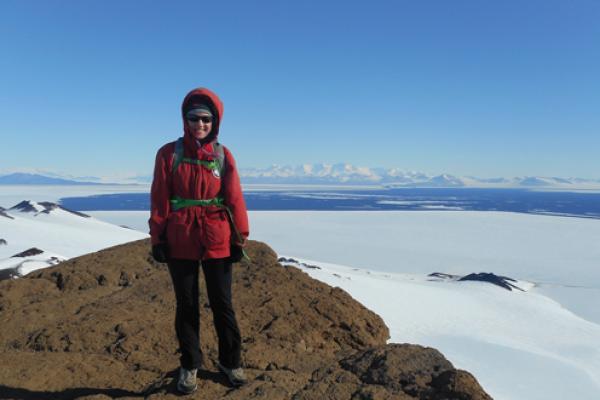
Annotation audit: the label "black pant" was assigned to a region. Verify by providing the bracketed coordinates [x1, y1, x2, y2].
[167, 258, 241, 370]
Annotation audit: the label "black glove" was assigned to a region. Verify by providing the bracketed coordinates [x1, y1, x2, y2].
[228, 244, 244, 263]
[152, 243, 169, 263]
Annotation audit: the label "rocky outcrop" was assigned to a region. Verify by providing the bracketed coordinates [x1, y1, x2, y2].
[0, 209, 14, 219]
[0, 239, 491, 399]
[429, 271, 524, 291]
[459, 273, 523, 291]
[8, 200, 90, 218]
[296, 344, 490, 400]
[11, 248, 44, 258]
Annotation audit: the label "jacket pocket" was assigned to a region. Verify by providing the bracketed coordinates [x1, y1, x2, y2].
[202, 210, 230, 248]
[166, 211, 193, 248]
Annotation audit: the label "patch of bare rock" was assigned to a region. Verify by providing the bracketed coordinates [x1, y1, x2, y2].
[0, 239, 491, 399]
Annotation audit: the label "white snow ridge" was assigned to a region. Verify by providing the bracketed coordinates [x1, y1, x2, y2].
[0, 200, 148, 278]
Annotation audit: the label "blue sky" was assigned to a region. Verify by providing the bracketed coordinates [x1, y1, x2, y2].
[0, 0, 598, 179]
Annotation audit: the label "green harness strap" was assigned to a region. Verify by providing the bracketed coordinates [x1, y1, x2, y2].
[181, 157, 221, 171]
[168, 198, 251, 262]
[172, 137, 225, 177]
[170, 196, 252, 261]
[169, 138, 225, 212]
[170, 195, 224, 211]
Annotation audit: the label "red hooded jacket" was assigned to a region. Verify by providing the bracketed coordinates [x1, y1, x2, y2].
[149, 88, 249, 260]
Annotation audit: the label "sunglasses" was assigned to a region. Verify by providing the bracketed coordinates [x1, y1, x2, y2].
[186, 115, 213, 123]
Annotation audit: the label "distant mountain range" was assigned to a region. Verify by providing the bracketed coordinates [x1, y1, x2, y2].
[0, 173, 147, 185]
[238, 163, 600, 188]
[0, 173, 107, 185]
[2, 167, 600, 188]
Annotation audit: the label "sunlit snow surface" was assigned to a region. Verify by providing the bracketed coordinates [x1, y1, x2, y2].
[0, 201, 148, 276]
[0, 185, 149, 277]
[84, 209, 600, 399]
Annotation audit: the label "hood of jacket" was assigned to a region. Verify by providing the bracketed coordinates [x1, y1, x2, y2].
[181, 87, 224, 146]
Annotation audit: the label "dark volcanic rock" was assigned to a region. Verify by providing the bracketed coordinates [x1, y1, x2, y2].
[9, 200, 38, 213]
[459, 272, 523, 291]
[0, 209, 14, 219]
[8, 200, 90, 218]
[429, 271, 523, 292]
[38, 202, 91, 218]
[428, 272, 460, 280]
[278, 257, 322, 270]
[11, 248, 44, 258]
[0, 267, 19, 280]
[0, 239, 491, 399]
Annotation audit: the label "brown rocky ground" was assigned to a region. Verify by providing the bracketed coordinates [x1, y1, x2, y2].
[0, 239, 492, 399]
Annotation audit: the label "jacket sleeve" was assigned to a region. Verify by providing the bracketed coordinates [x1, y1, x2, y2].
[149, 145, 172, 245]
[223, 146, 249, 239]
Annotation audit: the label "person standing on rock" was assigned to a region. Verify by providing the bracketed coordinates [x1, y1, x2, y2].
[149, 87, 249, 394]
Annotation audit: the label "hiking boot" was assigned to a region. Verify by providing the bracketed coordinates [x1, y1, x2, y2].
[217, 362, 247, 387]
[176, 367, 198, 394]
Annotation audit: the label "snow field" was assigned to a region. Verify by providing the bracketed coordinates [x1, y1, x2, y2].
[0, 203, 148, 274]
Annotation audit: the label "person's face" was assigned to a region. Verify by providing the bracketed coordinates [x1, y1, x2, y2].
[185, 111, 213, 140]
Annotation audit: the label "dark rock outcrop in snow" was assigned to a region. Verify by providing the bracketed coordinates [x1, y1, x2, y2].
[0, 212, 14, 219]
[0, 239, 7, 245]
[9, 200, 90, 218]
[278, 257, 321, 270]
[0, 207, 14, 219]
[0, 268, 19, 281]
[430, 271, 524, 291]
[11, 248, 44, 258]
[459, 272, 524, 291]
[0, 239, 491, 399]
[428, 272, 460, 280]
[38, 202, 91, 218]
[9, 200, 39, 213]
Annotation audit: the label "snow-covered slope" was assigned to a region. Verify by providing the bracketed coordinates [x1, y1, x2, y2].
[0, 200, 148, 278]
[0, 249, 66, 280]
